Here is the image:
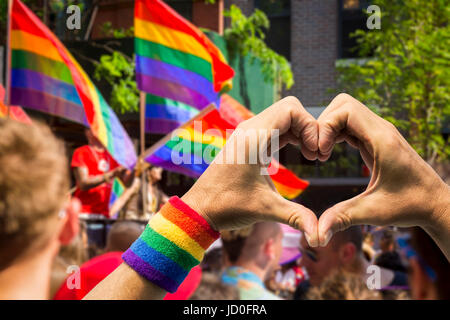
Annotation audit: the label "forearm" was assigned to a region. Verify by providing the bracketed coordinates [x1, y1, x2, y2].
[85, 196, 219, 300]
[78, 175, 107, 190]
[74, 167, 108, 191]
[422, 183, 450, 261]
[84, 263, 166, 300]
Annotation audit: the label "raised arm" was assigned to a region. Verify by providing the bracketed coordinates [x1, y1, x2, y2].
[84, 96, 320, 299]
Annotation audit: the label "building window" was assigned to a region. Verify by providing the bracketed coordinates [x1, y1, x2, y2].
[254, 0, 291, 60]
[338, 0, 371, 58]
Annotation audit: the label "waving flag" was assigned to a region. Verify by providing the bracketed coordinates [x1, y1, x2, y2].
[144, 102, 309, 199]
[0, 84, 32, 124]
[135, 0, 234, 134]
[9, 0, 137, 168]
[109, 178, 126, 209]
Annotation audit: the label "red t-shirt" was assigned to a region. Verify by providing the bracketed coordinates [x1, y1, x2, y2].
[53, 251, 123, 300]
[71, 145, 119, 216]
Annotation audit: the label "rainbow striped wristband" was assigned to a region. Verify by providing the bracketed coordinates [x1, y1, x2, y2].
[122, 196, 220, 293]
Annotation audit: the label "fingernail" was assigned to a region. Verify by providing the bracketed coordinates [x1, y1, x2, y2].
[320, 230, 333, 247]
[305, 233, 317, 247]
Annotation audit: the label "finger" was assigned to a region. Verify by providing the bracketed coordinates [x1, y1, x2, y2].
[317, 193, 379, 247]
[300, 139, 319, 161]
[270, 195, 319, 247]
[278, 130, 301, 150]
[317, 93, 351, 120]
[318, 104, 375, 162]
[240, 96, 318, 156]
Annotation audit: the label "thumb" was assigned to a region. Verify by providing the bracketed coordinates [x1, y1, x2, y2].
[318, 193, 376, 247]
[271, 195, 319, 247]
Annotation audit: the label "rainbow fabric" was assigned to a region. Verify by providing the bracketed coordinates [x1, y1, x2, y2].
[109, 178, 125, 209]
[0, 84, 32, 124]
[144, 93, 200, 134]
[145, 100, 309, 199]
[9, 0, 137, 169]
[122, 196, 219, 293]
[145, 105, 231, 177]
[135, 0, 234, 134]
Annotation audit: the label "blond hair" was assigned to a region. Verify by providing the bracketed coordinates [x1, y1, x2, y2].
[306, 271, 382, 300]
[0, 119, 69, 269]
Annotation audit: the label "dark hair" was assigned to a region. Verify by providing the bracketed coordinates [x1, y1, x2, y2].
[375, 251, 406, 272]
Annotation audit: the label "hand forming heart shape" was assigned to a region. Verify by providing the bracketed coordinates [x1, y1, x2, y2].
[182, 94, 450, 259]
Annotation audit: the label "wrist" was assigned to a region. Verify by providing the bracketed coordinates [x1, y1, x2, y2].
[122, 196, 219, 293]
[181, 185, 218, 231]
[103, 172, 111, 182]
[424, 181, 450, 234]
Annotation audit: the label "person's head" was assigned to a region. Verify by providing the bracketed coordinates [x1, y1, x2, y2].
[221, 222, 283, 280]
[379, 230, 396, 253]
[105, 221, 144, 252]
[0, 119, 79, 272]
[84, 128, 102, 148]
[299, 226, 363, 286]
[147, 166, 163, 183]
[405, 227, 450, 299]
[201, 247, 224, 274]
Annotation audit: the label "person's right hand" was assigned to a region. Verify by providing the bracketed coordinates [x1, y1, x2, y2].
[182, 96, 320, 246]
[316, 94, 450, 259]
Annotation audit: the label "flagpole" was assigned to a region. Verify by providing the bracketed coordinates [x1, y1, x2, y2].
[5, 0, 13, 117]
[139, 91, 148, 215]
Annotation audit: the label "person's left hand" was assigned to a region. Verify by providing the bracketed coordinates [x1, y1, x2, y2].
[182, 97, 320, 246]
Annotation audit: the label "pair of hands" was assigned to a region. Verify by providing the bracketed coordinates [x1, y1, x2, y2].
[182, 94, 449, 255]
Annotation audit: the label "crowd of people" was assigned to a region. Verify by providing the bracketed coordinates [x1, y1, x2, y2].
[0, 94, 449, 300]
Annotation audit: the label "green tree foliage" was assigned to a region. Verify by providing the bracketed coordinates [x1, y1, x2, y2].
[224, 4, 294, 90]
[94, 49, 139, 114]
[336, 0, 450, 162]
[93, 24, 139, 114]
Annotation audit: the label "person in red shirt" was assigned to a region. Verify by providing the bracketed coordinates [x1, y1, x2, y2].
[53, 221, 143, 300]
[71, 129, 127, 218]
[53, 220, 202, 300]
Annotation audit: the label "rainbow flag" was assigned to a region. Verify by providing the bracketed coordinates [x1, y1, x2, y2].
[109, 178, 126, 209]
[0, 84, 32, 124]
[9, 0, 137, 169]
[135, 0, 234, 134]
[144, 104, 309, 199]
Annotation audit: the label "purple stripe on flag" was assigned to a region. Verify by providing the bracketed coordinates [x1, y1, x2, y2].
[11, 68, 82, 105]
[122, 249, 179, 293]
[105, 104, 138, 169]
[10, 87, 88, 125]
[145, 118, 183, 134]
[146, 103, 198, 122]
[146, 154, 202, 178]
[136, 56, 217, 102]
[136, 73, 215, 110]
